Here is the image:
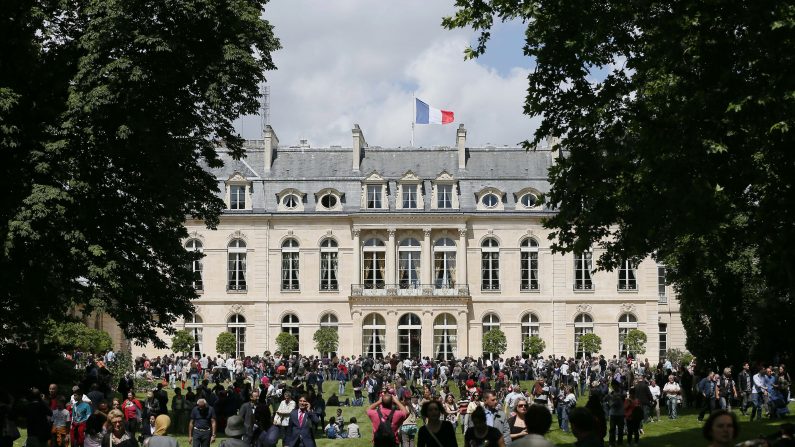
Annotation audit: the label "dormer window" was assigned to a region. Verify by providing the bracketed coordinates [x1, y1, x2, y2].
[225, 172, 251, 210]
[476, 188, 505, 211]
[432, 171, 458, 210]
[482, 193, 499, 208]
[516, 188, 543, 210]
[276, 188, 305, 212]
[316, 188, 343, 211]
[361, 171, 387, 210]
[520, 193, 538, 208]
[397, 171, 424, 210]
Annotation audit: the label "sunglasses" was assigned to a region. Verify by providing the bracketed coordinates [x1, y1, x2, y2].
[516, 404, 527, 408]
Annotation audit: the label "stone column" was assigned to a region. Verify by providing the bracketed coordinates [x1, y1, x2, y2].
[422, 228, 432, 286]
[385, 310, 398, 356]
[386, 228, 396, 285]
[352, 228, 361, 287]
[421, 310, 434, 358]
[457, 227, 468, 290]
[457, 309, 469, 358]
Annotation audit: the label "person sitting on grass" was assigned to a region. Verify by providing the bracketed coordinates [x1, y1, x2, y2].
[346, 417, 361, 439]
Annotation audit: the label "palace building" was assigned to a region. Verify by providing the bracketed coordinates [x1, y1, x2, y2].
[128, 124, 685, 361]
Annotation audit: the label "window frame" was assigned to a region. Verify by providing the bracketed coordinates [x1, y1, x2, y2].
[481, 238, 500, 291]
[186, 239, 203, 291]
[319, 238, 339, 291]
[618, 260, 638, 291]
[520, 238, 539, 291]
[281, 238, 300, 291]
[227, 239, 247, 291]
[574, 251, 593, 291]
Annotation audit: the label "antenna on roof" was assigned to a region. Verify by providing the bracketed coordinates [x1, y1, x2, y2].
[260, 82, 271, 139]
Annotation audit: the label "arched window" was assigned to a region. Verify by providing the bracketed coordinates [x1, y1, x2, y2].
[320, 238, 338, 291]
[227, 314, 246, 357]
[618, 313, 639, 358]
[618, 260, 637, 290]
[281, 239, 300, 290]
[482, 313, 501, 359]
[227, 239, 247, 291]
[186, 239, 203, 291]
[398, 238, 421, 289]
[362, 313, 386, 359]
[362, 238, 386, 289]
[398, 313, 422, 360]
[320, 312, 338, 329]
[281, 313, 300, 354]
[481, 238, 500, 290]
[434, 313, 457, 360]
[574, 313, 594, 359]
[433, 238, 456, 289]
[521, 313, 540, 342]
[574, 251, 593, 290]
[520, 238, 539, 291]
[185, 314, 203, 357]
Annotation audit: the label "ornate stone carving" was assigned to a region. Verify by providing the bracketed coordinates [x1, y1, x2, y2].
[576, 304, 592, 314]
[423, 228, 432, 237]
[459, 227, 468, 237]
[326, 230, 333, 237]
[387, 228, 396, 238]
[352, 228, 361, 238]
[230, 304, 244, 315]
[620, 303, 636, 313]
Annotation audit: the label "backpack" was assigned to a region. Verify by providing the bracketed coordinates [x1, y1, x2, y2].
[325, 424, 338, 439]
[373, 407, 396, 447]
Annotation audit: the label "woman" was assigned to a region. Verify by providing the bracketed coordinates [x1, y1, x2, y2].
[702, 410, 739, 447]
[508, 397, 529, 443]
[400, 396, 419, 447]
[143, 415, 177, 447]
[443, 394, 459, 431]
[465, 392, 482, 431]
[122, 392, 143, 439]
[103, 409, 138, 447]
[84, 412, 107, 447]
[418, 400, 458, 447]
[464, 406, 505, 447]
[253, 403, 279, 447]
[144, 392, 160, 421]
[111, 399, 122, 412]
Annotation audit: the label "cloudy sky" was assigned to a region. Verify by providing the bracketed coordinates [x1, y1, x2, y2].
[234, 1, 539, 148]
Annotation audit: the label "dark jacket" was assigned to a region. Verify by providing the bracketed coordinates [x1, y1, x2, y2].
[284, 409, 319, 447]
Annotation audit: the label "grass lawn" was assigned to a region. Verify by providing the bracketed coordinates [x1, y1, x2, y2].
[14, 379, 794, 447]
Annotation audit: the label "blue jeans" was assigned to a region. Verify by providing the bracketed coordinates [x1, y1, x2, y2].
[192, 428, 210, 447]
[190, 373, 199, 389]
[338, 380, 345, 395]
[751, 393, 764, 420]
[666, 396, 678, 419]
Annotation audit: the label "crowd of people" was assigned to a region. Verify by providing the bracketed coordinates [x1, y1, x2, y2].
[2, 349, 794, 447]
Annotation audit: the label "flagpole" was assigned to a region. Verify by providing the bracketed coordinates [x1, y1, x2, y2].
[411, 92, 415, 147]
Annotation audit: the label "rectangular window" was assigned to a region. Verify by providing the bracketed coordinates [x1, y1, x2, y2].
[481, 252, 500, 290]
[658, 265, 667, 302]
[281, 252, 300, 290]
[366, 185, 382, 209]
[437, 185, 453, 209]
[521, 252, 539, 290]
[659, 323, 668, 360]
[402, 184, 417, 209]
[618, 260, 637, 290]
[398, 251, 421, 288]
[227, 253, 246, 290]
[192, 258, 203, 291]
[574, 252, 593, 290]
[320, 252, 338, 290]
[230, 185, 246, 209]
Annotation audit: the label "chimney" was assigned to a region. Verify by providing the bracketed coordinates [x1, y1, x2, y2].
[263, 125, 279, 173]
[352, 124, 367, 171]
[546, 135, 561, 162]
[457, 124, 467, 170]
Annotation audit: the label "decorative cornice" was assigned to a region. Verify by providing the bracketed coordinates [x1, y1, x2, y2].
[576, 304, 593, 314]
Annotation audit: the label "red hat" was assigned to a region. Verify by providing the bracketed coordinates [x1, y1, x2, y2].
[466, 379, 475, 388]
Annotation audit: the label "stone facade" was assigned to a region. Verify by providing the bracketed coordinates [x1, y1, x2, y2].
[127, 124, 685, 361]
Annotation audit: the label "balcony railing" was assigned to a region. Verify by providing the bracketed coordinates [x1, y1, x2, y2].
[658, 293, 668, 304]
[351, 283, 470, 297]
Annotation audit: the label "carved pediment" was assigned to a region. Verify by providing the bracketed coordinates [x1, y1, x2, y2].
[435, 170, 455, 182]
[400, 170, 421, 182]
[227, 171, 248, 183]
[363, 170, 385, 182]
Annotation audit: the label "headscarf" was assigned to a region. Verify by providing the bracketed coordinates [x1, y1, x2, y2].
[153, 414, 171, 436]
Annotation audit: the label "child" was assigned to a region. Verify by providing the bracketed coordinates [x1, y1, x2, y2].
[346, 417, 360, 439]
[625, 389, 643, 446]
[51, 397, 70, 447]
[323, 421, 340, 439]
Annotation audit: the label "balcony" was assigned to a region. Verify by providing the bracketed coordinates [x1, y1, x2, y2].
[658, 293, 668, 304]
[351, 283, 470, 297]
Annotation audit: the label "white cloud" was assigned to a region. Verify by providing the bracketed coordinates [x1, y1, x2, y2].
[237, 0, 539, 148]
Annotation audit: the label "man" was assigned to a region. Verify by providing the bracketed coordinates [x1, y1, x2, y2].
[697, 370, 717, 421]
[366, 393, 408, 447]
[468, 390, 512, 446]
[155, 383, 169, 415]
[718, 367, 737, 411]
[662, 375, 681, 419]
[738, 362, 753, 416]
[188, 398, 217, 447]
[70, 387, 92, 447]
[48, 384, 61, 410]
[505, 385, 524, 413]
[238, 391, 258, 444]
[751, 366, 767, 421]
[568, 407, 605, 447]
[634, 376, 654, 423]
[25, 388, 52, 447]
[275, 391, 296, 442]
[284, 394, 319, 447]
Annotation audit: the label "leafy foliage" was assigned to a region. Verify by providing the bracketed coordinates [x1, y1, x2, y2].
[665, 348, 694, 368]
[624, 329, 647, 356]
[171, 330, 194, 356]
[482, 329, 507, 356]
[215, 332, 237, 357]
[0, 0, 279, 348]
[107, 351, 133, 392]
[47, 321, 112, 353]
[313, 327, 339, 356]
[579, 333, 602, 356]
[444, 0, 795, 366]
[523, 336, 546, 358]
[276, 332, 299, 356]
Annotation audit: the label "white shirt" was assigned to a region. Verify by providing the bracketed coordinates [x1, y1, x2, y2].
[650, 385, 661, 400]
[663, 382, 680, 396]
[752, 373, 765, 394]
[560, 364, 569, 376]
[226, 358, 235, 370]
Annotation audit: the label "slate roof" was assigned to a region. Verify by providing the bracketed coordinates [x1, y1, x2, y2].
[207, 141, 555, 214]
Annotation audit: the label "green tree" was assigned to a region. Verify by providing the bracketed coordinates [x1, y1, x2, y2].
[664, 348, 694, 367]
[47, 321, 112, 353]
[0, 0, 279, 349]
[522, 336, 546, 358]
[108, 351, 133, 392]
[313, 327, 339, 357]
[482, 329, 507, 357]
[216, 332, 237, 358]
[579, 333, 602, 356]
[624, 329, 648, 357]
[171, 329, 194, 356]
[276, 332, 299, 356]
[444, 1, 795, 366]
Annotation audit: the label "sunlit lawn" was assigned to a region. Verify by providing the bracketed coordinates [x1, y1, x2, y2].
[14, 379, 794, 447]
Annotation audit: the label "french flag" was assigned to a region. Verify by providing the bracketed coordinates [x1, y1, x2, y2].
[415, 98, 454, 125]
